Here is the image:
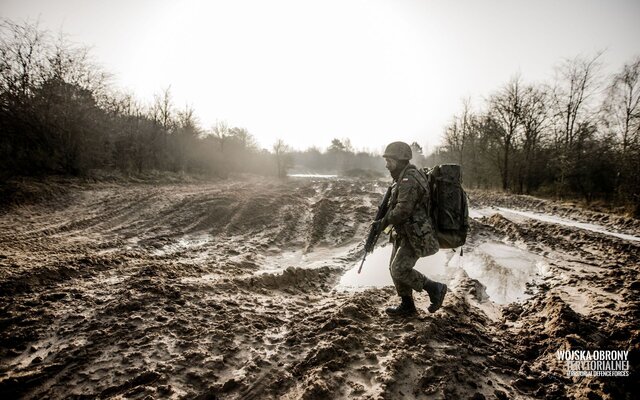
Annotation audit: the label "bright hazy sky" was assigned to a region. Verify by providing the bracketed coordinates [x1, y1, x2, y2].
[2, 0, 639, 152]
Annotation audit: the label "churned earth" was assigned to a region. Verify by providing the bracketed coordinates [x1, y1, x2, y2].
[0, 177, 638, 399]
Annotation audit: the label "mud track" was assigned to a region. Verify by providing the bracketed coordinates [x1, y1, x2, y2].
[0, 177, 637, 399]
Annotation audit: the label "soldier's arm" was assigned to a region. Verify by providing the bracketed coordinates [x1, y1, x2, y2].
[385, 176, 421, 226]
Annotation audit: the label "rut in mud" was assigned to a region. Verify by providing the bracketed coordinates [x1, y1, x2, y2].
[0, 177, 638, 399]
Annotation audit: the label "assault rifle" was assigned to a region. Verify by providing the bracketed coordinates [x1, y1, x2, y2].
[358, 185, 392, 274]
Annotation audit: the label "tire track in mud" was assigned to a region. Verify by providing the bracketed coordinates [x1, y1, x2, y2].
[0, 189, 164, 260]
[469, 189, 640, 237]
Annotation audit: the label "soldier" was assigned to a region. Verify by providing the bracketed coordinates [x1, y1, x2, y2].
[375, 141, 447, 316]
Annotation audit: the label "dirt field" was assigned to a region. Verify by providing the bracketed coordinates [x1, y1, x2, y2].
[0, 177, 638, 399]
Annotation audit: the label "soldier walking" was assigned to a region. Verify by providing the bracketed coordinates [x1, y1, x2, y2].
[375, 141, 447, 316]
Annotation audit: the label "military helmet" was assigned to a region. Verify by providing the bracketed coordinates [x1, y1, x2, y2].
[383, 141, 412, 161]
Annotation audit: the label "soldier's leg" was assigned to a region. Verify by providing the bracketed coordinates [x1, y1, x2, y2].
[390, 239, 448, 313]
[389, 241, 425, 296]
[388, 239, 410, 296]
[386, 239, 417, 315]
[389, 239, 399, 269]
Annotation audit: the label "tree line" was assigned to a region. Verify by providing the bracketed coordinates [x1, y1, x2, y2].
[431, 53, 640, 215]
[0, 19, 292, 181]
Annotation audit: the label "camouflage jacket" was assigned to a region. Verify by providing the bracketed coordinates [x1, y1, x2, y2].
[386, 164, 439, 257]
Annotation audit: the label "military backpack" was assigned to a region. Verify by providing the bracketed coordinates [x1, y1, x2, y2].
[417, 164, 469, 249]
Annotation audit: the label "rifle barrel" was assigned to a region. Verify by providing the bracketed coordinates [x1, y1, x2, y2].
[357, 254, 366, 274]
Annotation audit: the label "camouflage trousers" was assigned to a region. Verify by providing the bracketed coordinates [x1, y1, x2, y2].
[389, 236, 428, 297]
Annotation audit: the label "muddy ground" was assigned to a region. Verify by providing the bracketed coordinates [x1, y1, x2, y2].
[0, 177, 638, 399]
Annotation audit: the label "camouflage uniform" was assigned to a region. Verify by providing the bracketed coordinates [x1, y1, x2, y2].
[386, 164, 439, 297]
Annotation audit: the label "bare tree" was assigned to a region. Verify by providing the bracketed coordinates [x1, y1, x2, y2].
[605, 57, 640, 155]
[48, 30, 110, 101]
[488, 75, 523, 190]
[458, 98, 473, 166]
[552, 53, 603, 148]
[0, 19, 48, 98]
[519, 84, 550, 193]
[604, 56, 640, 211]
[170, 104, 200, 172]
[443, 116, 460, 159]
[273, 139, 292, 178]
[151, 86, 174, 131]
[211, 119, 230, 152]
[442, 99, 475, 168]
[551, 53, 603, 195]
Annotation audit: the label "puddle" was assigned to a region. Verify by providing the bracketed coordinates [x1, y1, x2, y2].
[336, 244, 453, 291]
[337, 241, 549, 305]
[471, 207, 640, 242]
[453, 241, 549, 304]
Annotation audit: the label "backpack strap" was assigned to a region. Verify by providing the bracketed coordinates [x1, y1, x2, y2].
[404, 167, 432, 217]
[412, 167, 430, 192]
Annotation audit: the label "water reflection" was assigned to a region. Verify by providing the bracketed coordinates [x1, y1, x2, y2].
[337, 240, 548, 304]
[337, 244, 452, 290]
[453, 242, 548, 303]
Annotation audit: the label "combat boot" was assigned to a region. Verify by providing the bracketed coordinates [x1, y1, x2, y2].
[424, 279, 447, 313]
[385, 296, 417, 316]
